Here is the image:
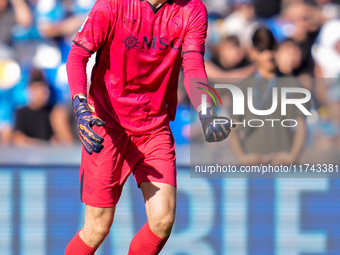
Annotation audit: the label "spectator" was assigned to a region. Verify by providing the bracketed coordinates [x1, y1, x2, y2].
[313, 19, 340, 78]
[209, 35, 251, 71]
[205, 34, 255, 79]
[12, 68, 74, 146]
[280, 2, 323, 76]
[34, 0, 96, 142]
[254, 0, 281, 18]
[314, 0, 340, 20]
[229, 27, 308, 165]
[0, 0, 32, 46]
[0, 63, 23, 145]
[201, 0, 229, 18]
[313, 19, 340, 105]
[310, 19, 340, 147]
[36, 0, 95, 54]
[0, 46, 24, 145]
[308, 75, 340, 149]
[10, 0, 96, 147]
[218, 0, 257, 47]
[13, 69, 54, 145]
[275, 38, 303, 76]
[12, 0, 95, 106]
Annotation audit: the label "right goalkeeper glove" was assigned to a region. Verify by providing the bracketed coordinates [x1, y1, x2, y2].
[73, 95, 105, 155]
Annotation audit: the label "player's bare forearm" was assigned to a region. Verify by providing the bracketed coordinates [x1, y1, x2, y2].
[270, 117, 306, 165]
[12, 131, 48, 146]
[10, 0, 32, 27]
[229, 128, 246, 160]
[290, 117, 307, 162]
[229, 127, 267, 165]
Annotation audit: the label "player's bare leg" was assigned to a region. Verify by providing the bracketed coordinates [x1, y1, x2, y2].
[80, 205, 116, 247]
[128, 182, 176, 254]
[65, 205, 115, 254]
[142, 182, 176, 238]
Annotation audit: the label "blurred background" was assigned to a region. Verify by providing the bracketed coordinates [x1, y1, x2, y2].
[1, 0, 340, 254]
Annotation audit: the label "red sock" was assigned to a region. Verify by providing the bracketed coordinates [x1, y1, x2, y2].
[128, 223, 169, 255]
[65, 231, 97, 255]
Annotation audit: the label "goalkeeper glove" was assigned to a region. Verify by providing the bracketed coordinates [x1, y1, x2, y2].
[73, 95, 105, 155]
[199, 107, 235, 143]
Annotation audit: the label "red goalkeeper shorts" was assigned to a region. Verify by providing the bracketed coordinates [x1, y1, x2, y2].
[79, 125, 177, 208]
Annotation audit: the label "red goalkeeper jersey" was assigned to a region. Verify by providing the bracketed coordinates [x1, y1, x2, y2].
[71, 0, 208, 134]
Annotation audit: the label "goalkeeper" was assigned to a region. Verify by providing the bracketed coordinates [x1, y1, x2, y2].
[65, 0, 234, 254]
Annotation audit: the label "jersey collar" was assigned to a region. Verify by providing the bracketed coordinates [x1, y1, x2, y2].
[140, 0, 174, 5]
[140, 0, 173, 14]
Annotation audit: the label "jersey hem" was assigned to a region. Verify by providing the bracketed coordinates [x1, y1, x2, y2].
[82, 199, 118, 208]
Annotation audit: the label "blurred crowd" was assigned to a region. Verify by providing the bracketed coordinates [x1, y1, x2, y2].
[0, 0, 340, 156]
[0, 0, 95, 146]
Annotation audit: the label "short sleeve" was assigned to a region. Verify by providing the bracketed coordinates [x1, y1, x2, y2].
[182, 2, 208, 54]
[73, 0, 116, 53]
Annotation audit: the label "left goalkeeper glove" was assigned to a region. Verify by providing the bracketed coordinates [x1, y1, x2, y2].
[199, 107, 235, 143]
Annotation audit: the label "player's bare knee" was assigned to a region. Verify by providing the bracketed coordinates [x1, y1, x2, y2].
[84, 206, 114, 239]
[149, 213, 175, 238]
[93, 215, 113, 236]
[93, 222, 111, 238]
[83, 217, 112, 239]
